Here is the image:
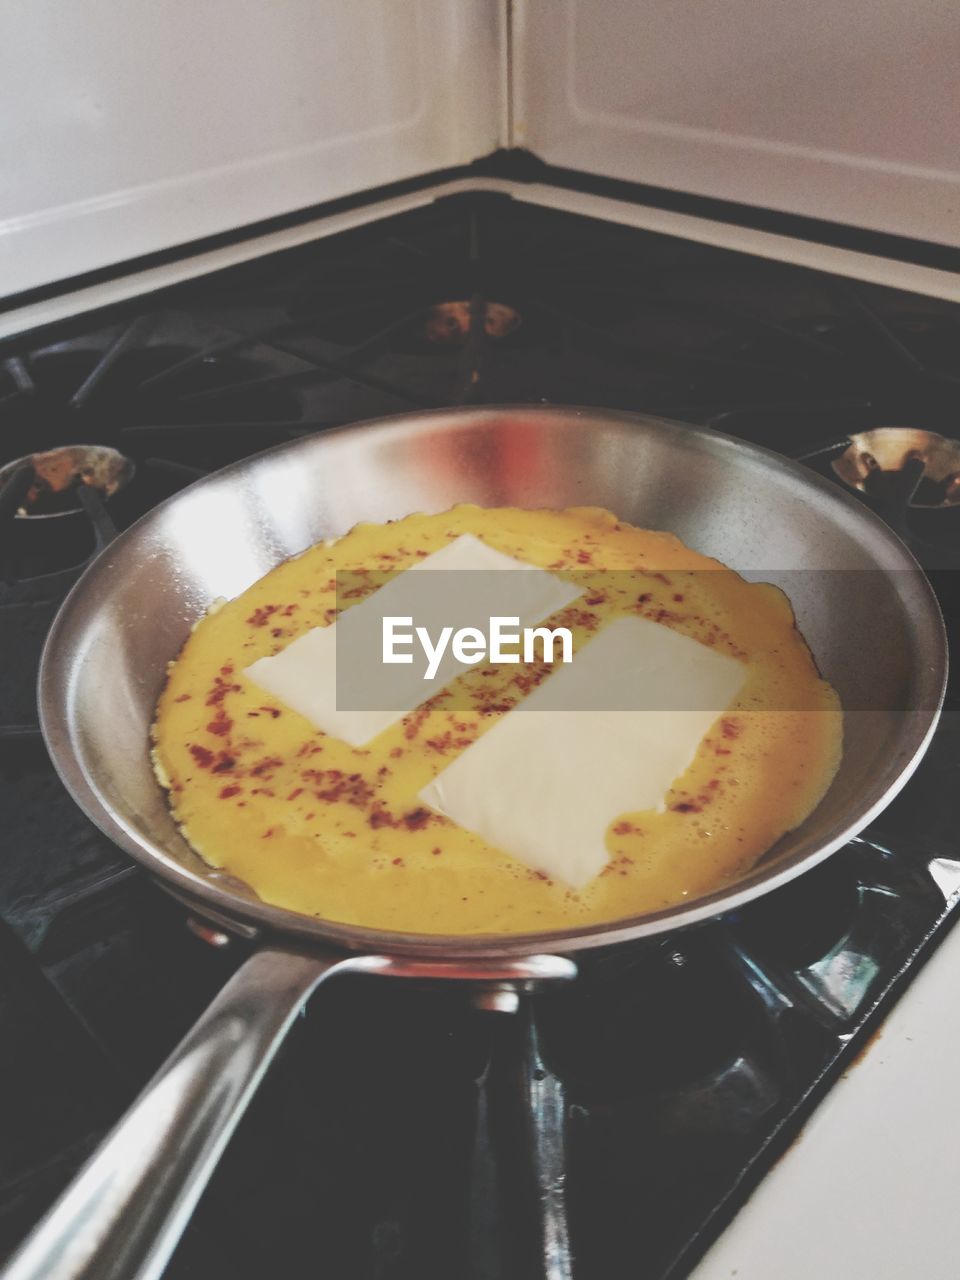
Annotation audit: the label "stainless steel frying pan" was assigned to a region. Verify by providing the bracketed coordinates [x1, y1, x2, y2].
[6, 407, 946, 1280]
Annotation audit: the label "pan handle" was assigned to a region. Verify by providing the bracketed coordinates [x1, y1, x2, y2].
[2, 946, 575, 1280]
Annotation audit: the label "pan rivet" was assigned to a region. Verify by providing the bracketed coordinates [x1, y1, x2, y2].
[185, 917, 232, 949]
[472, 984, 521, 1014]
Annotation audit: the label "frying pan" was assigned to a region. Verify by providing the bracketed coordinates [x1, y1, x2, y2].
[6, 406, 946, 1280]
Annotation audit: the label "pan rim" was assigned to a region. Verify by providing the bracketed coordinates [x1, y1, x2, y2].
[37, 404, 949, 958]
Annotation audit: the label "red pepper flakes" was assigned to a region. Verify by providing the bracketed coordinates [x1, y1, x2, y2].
[647, 572, 671, 585]
[389, 747, 404, 758]
[584, 594, 606, 606]
[612, 820, 637, 836]
[205, 675, 242, 706]
[212, 754, 237, 773]
[392, 857, 405, 867]
[637, 593, 652, 604]
[563, 609, 599, 630]
[250, 755, 284, 777]
[576, 549, 593, 564]
[246, 604, 280, 627]
[673, 593, 685, 603]
[671, 777, 722, 813]
[432, 847, 442, 856]
[286, 787, 303, 801]
[531, 870, 551, 882]
[218, 785, 242, 799]
[261, 827, 276, 839]
[206, 709, 232, 736]
[720, 718, 741, 740]
[174, 693, 191, 703]
[425, 731, 474, 753]
[260, 706, 281, 718]
[403, 704, 432, 740]
[304, 769, 374, 806]
[478, 702, 512, 715]
[188, 744, 215, 768]
[512, 669, 547, 695]
[402, 808, 431, 831]
[714, 746, 732, 756]
[270, 627, 284, 638]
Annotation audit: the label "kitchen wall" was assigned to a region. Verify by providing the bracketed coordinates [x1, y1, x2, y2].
[0, 0, 501, 297]
[5, 0, 959, 302]
[515, 0, 960, 246]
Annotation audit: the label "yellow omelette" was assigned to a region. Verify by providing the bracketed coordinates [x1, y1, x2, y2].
[152, 505, 841, 935]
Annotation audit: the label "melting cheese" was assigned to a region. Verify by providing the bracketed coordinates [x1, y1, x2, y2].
[419, 617, 746, 887]
[244, 534, 580, 746]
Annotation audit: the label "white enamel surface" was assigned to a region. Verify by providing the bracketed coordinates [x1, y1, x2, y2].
[10, 0, 960, 299]
[515, 0, 960, 247]
[0, 0, 500, 297]
[244, 535, 581, 747]
[420, 617, 746, 888]
[692, 887, 960, 1280]
[8, 178, 960, 346]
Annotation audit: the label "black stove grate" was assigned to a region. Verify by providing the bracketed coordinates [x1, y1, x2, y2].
[1, 192, 958, 1279]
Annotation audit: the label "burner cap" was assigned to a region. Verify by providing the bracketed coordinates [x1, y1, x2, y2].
[425, 301, 521, 345]
[832, 429, 960, 508]
[0, 445, 135, 518]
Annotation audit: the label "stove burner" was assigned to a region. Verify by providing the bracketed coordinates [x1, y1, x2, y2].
[832, 428, 960, 507]
[0, 446, 135, 518]
[425, 301, 521, 345]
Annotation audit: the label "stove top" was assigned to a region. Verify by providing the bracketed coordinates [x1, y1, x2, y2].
[1, 192, 958, 1280]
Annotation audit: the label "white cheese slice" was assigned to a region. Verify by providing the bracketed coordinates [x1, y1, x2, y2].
[418, 616, 747, 889]
[243, 534, 581, 746]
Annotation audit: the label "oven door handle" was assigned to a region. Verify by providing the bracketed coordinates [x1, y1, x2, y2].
[1, 946, 575, 1280]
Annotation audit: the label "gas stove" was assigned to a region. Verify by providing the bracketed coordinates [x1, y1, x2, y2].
[1, 189, 958, 1280]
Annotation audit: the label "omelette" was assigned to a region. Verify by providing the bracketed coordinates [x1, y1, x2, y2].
[151, 505, 842, 935]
